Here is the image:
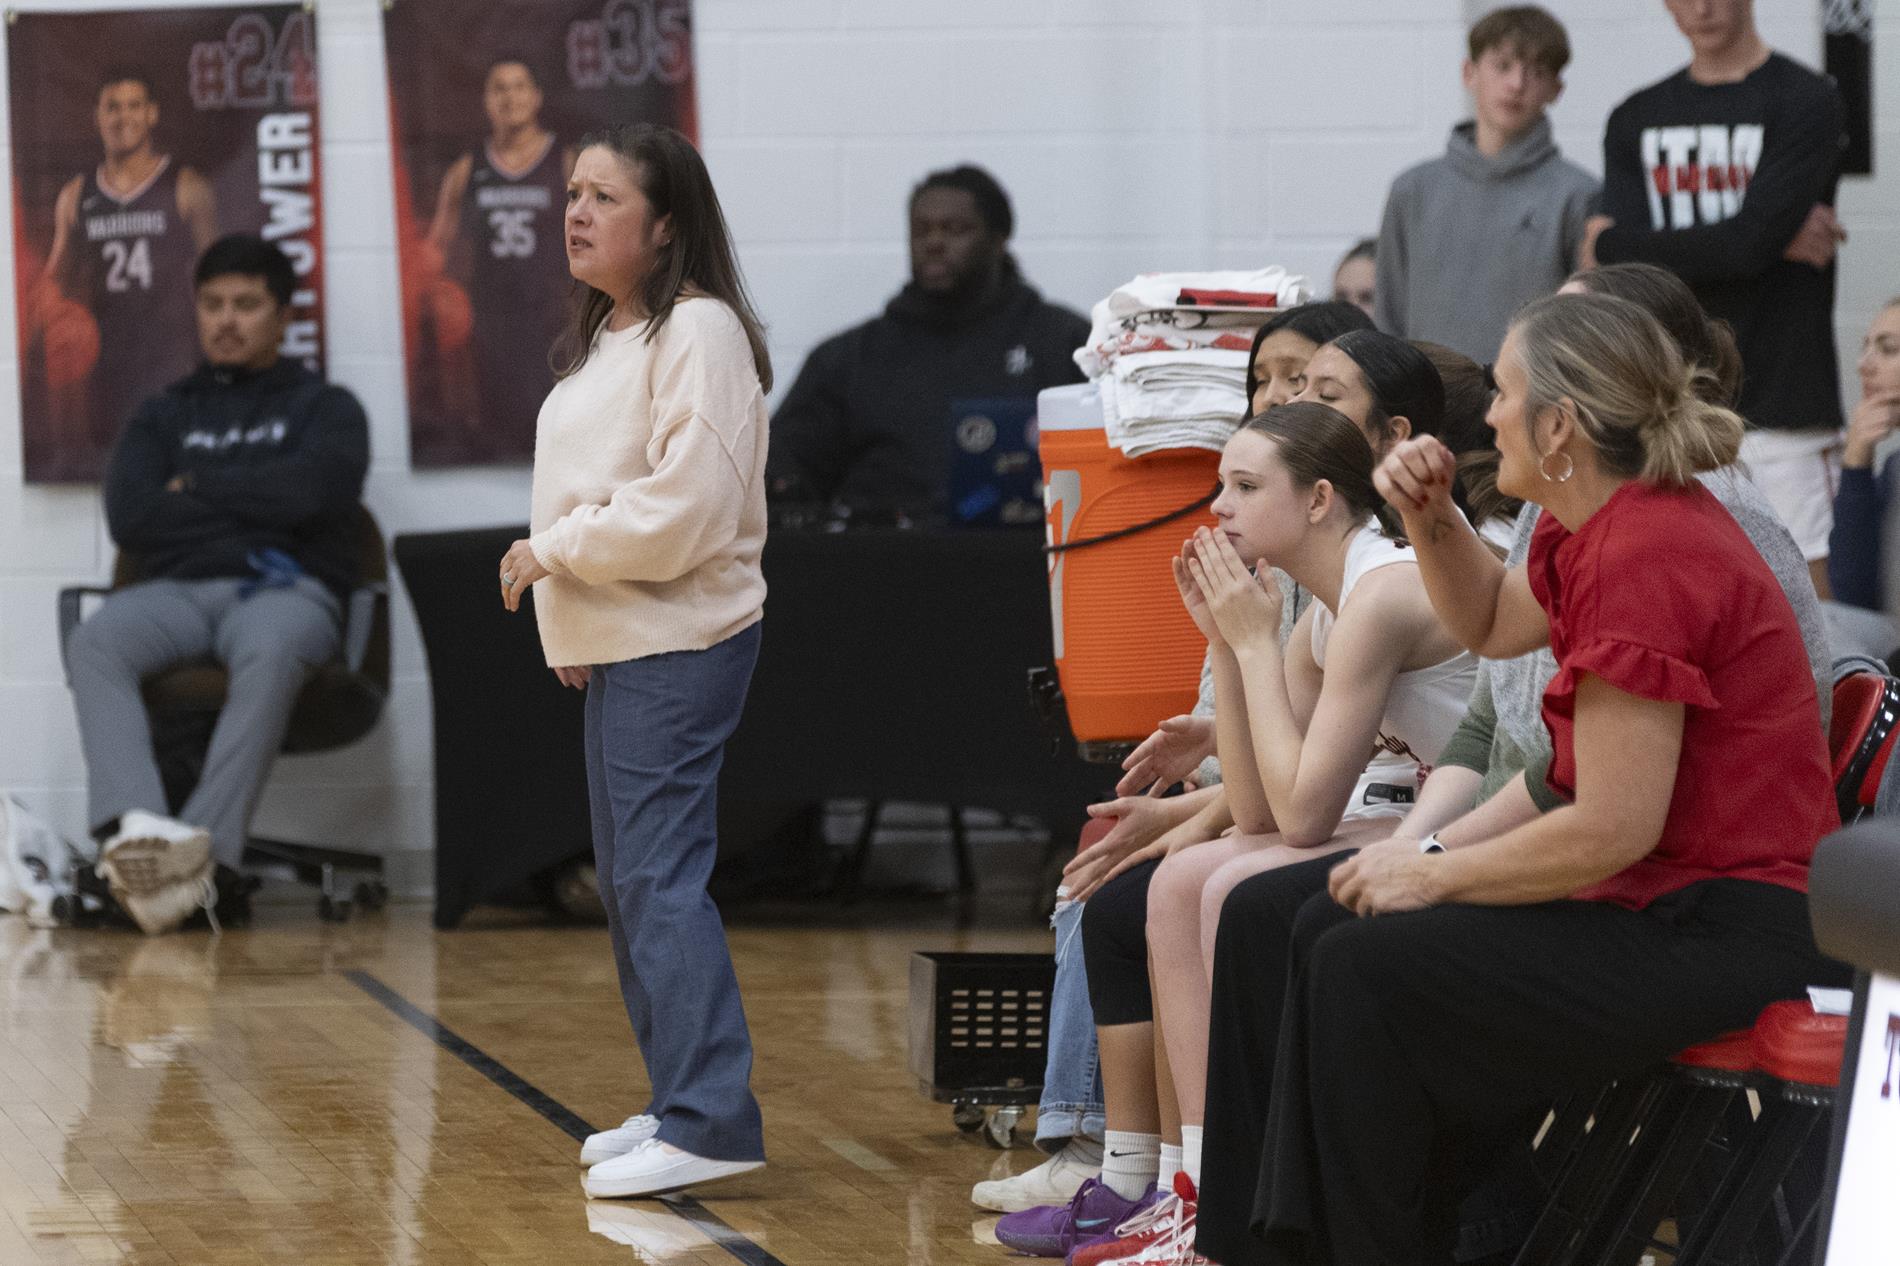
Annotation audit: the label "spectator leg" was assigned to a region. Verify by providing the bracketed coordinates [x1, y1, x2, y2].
[1192, 851, 1355, 1266]
[1261, 883, 1832, 1266]
[63, 579, 219, 838]
[1033, 893, 1105, 1151]
[590, 625, 765, 1162]
[186, 578, 340, 869]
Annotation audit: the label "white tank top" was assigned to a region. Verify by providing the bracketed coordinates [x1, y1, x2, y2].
[1310, 523, 1477, 788]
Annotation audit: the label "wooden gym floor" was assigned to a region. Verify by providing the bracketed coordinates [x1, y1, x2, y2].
[0, 890, 1056, 1265]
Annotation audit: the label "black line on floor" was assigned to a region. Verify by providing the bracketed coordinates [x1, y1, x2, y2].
[344, 970, 785, 1266]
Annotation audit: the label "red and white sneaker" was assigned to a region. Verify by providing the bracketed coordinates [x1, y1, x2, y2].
[1071, 1172, 1202, 1266]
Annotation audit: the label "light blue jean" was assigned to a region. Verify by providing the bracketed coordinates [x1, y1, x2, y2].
[1035, 895, 1106, 1151]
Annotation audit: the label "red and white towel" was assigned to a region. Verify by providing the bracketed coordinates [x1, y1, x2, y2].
[1075, 268, 1311, 457]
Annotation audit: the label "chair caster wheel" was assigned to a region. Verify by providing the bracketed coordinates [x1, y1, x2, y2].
[318, 895, 353, 923]
[952, 1101, 986, 1135]
[985, 1105, 1023, 1149]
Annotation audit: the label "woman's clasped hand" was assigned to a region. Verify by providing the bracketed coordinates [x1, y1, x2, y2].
[1179, 526, 1282, 647]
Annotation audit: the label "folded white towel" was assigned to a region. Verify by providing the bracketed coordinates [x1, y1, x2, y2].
[1075, 267, 1311, 379]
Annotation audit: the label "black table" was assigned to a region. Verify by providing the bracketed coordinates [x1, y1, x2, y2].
[394, 526, 1111, 927]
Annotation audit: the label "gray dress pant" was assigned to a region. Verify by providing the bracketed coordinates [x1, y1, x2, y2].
[63, 576, 341, 867]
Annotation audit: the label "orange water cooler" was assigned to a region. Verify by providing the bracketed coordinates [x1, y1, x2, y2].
[1038, 383, 1220, 759]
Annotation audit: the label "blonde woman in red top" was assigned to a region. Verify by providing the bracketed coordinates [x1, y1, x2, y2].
[1190, 291, 1847, 1266]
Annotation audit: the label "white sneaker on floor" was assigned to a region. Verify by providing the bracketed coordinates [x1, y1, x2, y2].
[971, 1137, 1103, 1212]
[584, 1138, 763, 1199]
[580, 1113, 661, 1165]
[96, 811, 214, 936]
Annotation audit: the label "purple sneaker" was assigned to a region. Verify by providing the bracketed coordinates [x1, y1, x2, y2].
[994, 1178, 1153, 1257]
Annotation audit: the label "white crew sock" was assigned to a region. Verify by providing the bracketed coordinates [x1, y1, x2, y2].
[1181, 1125, 1204, 1189]
[1101, 1129, 1161, 1200]
[1159, 1142, 1182, 1183]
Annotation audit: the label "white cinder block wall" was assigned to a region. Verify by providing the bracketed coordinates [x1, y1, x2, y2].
[0, 0, 1892, 895]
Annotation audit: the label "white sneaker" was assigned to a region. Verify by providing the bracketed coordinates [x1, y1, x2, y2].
[584, 1139, 763, 1199]
[96, 811, 214, 936]
[970, 1136, 1103, 1212]
[580, 1113, 661, 1165]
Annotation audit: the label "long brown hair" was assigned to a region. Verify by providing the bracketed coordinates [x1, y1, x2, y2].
[1565, 262, 1741, 408]
[1241, 401, 1403, 538]
[551, 123, 772, 390]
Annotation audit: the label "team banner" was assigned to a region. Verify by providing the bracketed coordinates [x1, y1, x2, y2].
[384, 0, 696, 468]
[8, 5, 325, 483]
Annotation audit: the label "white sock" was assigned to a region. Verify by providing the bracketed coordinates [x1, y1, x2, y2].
[1181, 1125, 1204, 1189]
[1159, 1142, 1182, 1182]
[1101, 1129, 1160, 1200]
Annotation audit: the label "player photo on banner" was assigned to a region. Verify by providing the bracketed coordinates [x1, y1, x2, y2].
[7, 5, 325, 484]
[384, 0, 696, 468]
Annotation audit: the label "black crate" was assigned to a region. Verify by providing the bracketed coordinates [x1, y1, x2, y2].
[909, 951, 1055, 1104]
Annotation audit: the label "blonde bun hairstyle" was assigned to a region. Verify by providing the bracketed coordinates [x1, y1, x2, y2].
[1509, 292, 1743, 486]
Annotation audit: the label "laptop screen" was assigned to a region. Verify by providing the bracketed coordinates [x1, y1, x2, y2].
[947, 396, 1041, 527]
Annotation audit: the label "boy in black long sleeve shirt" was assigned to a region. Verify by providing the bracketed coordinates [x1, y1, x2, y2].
[66, 235, 370, 933]
[1586, 0, 1847, 594]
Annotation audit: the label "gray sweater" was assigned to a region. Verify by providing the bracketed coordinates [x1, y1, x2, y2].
[1374, 117, 1599, 363]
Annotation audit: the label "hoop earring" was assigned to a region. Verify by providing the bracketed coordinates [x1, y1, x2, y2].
[1539, 451, 1574, 484]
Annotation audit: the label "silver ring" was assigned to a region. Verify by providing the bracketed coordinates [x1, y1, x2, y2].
[501, 574, 516, 587]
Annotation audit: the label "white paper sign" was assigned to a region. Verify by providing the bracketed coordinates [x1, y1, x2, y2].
[1824, 972, 1900, 1265]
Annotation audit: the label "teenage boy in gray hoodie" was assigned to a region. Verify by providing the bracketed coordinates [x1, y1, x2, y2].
[1373, 6, 1598, 363]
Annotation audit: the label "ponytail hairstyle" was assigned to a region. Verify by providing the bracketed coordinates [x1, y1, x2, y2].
[1325, 329, 1445, 448]
[1242, 401, 1403, 538]
[1509, 292, 1743, 486]
[1243, 300, 1374, 404]
[1413, 340, 1521, 535]
[552, 123, 773, 391]
[1565, 262, 1742, 408]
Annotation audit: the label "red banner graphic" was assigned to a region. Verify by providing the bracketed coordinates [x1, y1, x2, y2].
[383, 0, 696, 469]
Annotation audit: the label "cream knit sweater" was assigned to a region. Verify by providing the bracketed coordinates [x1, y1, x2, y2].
[527, 297, 768, 668]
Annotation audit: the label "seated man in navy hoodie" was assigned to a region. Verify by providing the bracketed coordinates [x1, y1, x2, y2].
[64, 234, 369, 932]
[766, 164, 1089, 522]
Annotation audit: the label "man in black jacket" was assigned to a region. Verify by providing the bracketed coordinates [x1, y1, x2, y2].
[766, 164, 1089, 521]
[63, 234, 369, 930]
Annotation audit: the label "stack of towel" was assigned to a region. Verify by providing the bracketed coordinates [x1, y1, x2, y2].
[1074, 268, 1310, 457]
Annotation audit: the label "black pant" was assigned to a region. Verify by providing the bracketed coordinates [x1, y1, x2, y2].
[1197, 865, 1844, 1266]
[1081, 858, 1161, 1026]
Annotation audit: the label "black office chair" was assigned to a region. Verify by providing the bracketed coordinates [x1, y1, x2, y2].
[58, 505, 392, 921]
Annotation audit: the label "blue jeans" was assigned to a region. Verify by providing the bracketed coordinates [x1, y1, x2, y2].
[1035, 895, 1106, 1151]
[584, 623, 765, 1162]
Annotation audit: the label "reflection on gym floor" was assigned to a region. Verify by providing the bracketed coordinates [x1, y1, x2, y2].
[0, 891, 1051, 1264]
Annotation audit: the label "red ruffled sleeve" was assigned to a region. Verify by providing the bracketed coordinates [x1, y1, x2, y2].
[1545, 636, 1721, 713]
